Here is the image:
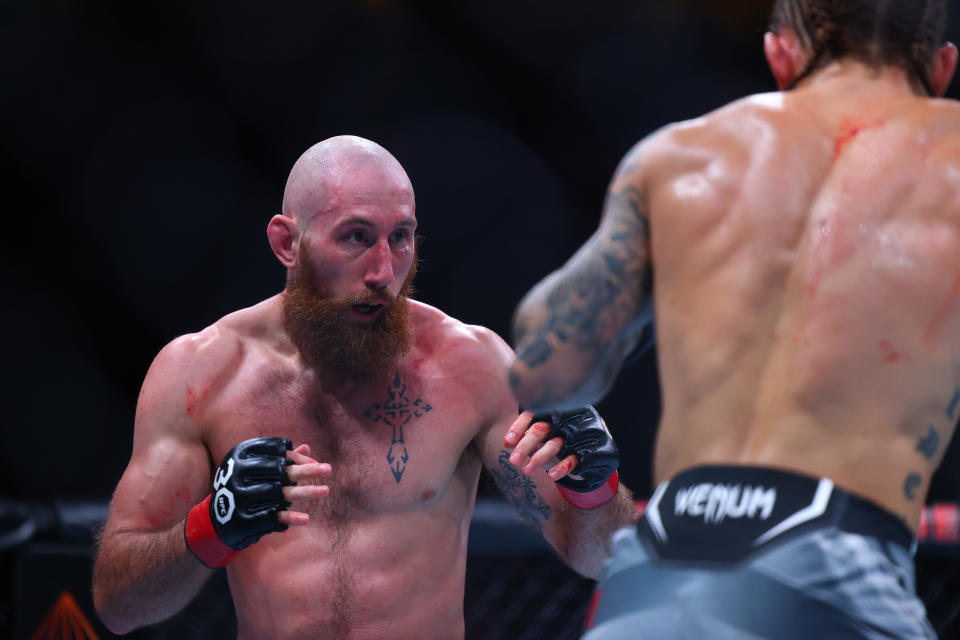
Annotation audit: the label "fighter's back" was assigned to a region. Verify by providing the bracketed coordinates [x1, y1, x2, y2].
[645, 75, 960, 530]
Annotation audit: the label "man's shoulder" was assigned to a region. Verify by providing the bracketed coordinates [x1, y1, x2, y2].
[155, 296, 284, 382]
[618, 93, 783, 178]
[925, 98, 960, 136]
[408, 300, 512, 368]
[657, 93, 785, 146]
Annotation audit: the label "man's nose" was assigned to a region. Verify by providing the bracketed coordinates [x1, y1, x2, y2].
[363, 239, 395, 290]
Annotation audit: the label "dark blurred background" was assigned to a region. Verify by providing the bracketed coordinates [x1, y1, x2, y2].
[2, 0, 960, 638]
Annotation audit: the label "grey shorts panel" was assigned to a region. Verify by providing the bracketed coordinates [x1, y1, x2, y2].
[583, 526, 935, 640]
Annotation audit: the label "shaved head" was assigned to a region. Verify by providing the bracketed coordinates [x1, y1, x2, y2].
[281, 135, 415, 225]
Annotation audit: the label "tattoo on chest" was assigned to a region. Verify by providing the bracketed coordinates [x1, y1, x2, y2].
[363, 372, 432, 483]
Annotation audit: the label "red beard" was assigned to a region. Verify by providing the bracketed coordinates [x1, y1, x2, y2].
[282, 242, 416, 388]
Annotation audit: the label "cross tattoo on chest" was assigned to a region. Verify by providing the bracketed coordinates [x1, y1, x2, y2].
[363, 371, 433, 482]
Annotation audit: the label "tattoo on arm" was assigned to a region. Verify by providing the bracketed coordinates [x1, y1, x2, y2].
[946, 386, 960, 420]
[903, 386, 955, 501]
[514, 184, 653, 378]
[904, 473, 922, 501]
[489, 451, 552, 529]
[915, 426, 940, 460]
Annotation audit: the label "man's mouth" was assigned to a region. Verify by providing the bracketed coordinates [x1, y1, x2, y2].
[351, 302, 386, 317]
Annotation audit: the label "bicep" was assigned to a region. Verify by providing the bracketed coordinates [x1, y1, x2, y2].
[105, 352, 213, 534]
[511, 170, 653, 409]
[108, 431, 211, 533]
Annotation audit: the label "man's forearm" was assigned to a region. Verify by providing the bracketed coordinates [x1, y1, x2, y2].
[93, 520, 212, 634]
[556, 485, 637, 579]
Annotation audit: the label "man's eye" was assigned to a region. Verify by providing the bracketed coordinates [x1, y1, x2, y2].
[390, 230, 410, 243]
[348, 230, 367, 243]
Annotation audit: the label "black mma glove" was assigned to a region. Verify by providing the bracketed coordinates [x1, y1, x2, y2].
[184, 437, 294, 567]
[530, 406, 620, 509]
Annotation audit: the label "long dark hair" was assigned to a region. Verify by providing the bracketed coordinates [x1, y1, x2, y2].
[770, 0, 949, 94]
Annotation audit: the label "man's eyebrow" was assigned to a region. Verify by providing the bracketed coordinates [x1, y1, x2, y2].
[336, 216, 417, 228]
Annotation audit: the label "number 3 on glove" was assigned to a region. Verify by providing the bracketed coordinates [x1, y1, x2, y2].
[530, 406, 620, 510]
[184, 437, 295, 568]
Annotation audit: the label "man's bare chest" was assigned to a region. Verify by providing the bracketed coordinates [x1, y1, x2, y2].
[202, 367, 481, 517]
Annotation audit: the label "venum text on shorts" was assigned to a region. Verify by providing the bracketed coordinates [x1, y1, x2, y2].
[674, 483, 777, 524]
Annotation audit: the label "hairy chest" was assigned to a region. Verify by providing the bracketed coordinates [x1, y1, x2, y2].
[200, 366, 483, 521]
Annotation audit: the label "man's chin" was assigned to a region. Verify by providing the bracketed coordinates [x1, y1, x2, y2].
[283, 297, 412, 387]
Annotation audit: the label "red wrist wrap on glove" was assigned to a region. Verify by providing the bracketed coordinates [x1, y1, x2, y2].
[184, 495, 239, 568]
[556, 471, 619, 510]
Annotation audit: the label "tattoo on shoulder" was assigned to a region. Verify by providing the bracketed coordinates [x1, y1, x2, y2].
[516, 184, 652, 372]
[363, 372, 433, 483]
[490, 450, 552, 528]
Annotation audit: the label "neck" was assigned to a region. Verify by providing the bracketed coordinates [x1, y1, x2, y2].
[794, 59, 928, 97]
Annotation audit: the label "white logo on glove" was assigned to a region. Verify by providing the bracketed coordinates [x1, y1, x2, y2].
[213, 458, 236, 524]
[213, 458, 235, 490]
[214, 487, 235, 524]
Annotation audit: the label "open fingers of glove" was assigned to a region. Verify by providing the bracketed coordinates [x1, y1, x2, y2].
[292, 443, 312, 458]
[287, 445, 319, 467]
[286, 460, 331, 484]
[522, 436, 565, 475]
[504, 411, 536, 447]
[277, 509, 310, 526]
[546, 453, 580, 481]
[283, 483, 329, 503]
[508, 417, 554, 469]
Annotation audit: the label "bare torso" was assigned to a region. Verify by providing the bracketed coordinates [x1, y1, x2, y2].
[187, 298, 506, 639]
[645, 76, 960, 532]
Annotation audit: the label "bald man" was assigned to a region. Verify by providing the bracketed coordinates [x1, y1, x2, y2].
[92, 136, 635, 639]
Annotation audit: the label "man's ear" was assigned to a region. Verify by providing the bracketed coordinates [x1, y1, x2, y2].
[267, 214, 297, 268]
[764, 30, 807, 90]
[930, 41, 959, 97]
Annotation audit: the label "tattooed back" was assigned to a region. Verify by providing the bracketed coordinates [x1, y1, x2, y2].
[636, 82, 960, 533]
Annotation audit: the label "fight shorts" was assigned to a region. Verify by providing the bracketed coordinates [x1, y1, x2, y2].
[582, 465, 935, 640]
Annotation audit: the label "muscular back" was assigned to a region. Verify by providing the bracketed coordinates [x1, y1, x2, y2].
[646, 85, 960, 530]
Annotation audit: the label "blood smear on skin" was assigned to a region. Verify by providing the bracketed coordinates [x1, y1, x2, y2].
[833, 117, 885, 160]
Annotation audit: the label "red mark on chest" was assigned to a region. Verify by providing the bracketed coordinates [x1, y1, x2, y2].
[878, 340, 908, 364]
[420, 488, 436, 502]
[833, 117, 885, 160]
[924, 274, 960, 350]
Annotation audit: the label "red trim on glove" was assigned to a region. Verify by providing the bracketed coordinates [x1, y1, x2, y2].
[184, 495, 239, 568]
[556, 471, 619, 510]
[584, 587, 603, 629]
